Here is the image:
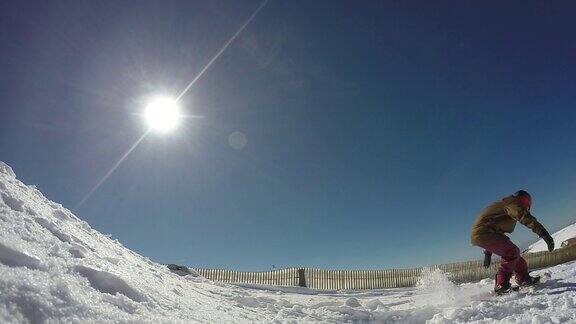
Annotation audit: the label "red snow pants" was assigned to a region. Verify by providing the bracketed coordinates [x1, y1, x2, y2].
[477, 235, 529, 286]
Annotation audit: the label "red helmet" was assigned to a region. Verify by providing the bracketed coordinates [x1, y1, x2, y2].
[515, 190, 532, 210]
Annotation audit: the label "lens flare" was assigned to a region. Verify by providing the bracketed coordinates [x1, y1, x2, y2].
[145, 97, 180, 132]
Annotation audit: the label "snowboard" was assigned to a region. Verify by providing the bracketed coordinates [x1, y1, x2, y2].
[495, 275, 541, 295]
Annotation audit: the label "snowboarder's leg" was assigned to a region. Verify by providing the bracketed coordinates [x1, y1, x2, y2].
[496, 242, 521, 287]
[513, 256, 529, 283]
[478, 236, 521, 288]
[513, 257, 541, 286]
[495, 244, 539, 286]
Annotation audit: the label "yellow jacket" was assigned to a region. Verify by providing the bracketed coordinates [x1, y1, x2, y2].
[470, 195, 545, 246]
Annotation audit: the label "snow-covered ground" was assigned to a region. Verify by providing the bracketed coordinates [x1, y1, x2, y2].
[1, 161, 576, 323]
[528, 222, 576, 253]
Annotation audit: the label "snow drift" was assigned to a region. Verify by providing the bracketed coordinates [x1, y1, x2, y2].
[1, 161, 576, 323]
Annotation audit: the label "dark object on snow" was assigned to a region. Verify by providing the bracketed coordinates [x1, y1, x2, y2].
[167, 264, 194, 276]
[483, 250, 492, 268]
[561, 237, 576, 248]
[298, 268, 306, 287]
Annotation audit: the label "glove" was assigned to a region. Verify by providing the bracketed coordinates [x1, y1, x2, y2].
[541, 231, 555, 252]
[483, 250, 492, 268]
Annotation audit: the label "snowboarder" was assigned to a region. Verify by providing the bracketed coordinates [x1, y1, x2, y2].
[470, 190, 555, 294]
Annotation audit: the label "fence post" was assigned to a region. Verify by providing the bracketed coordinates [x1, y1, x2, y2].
[298, 268, 307, 287]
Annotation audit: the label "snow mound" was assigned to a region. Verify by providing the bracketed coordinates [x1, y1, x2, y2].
[0, 162, 16, 178]
[528, 222, 576, 253]
[0, 162, 263, 322]
[73, 265, 147, 303]
[1, 161, 576, 323]
[0, 241, 42, 270]
[1, 192, 25, 212]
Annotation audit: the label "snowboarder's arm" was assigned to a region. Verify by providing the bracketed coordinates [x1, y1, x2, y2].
[504, 203, 545, 236]
[519, 214, 546, 237]
[505, 203, 555, 251]
[521, 214, 554, 251]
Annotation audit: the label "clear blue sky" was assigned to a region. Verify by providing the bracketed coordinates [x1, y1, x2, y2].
[1, 1, 575, 271]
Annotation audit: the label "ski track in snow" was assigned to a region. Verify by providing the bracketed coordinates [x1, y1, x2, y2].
[1, 160, 576, 323]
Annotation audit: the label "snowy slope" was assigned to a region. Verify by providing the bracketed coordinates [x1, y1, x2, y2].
[1, 161, 576, 323]
[527, 222, 576, 253]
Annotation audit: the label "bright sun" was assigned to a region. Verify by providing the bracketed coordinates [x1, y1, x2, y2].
[144, 97, 181, 133]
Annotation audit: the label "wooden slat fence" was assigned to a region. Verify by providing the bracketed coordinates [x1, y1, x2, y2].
[187, 244, 576, 290]
[191, 267, 300, 287]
